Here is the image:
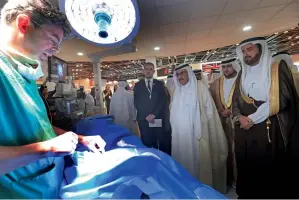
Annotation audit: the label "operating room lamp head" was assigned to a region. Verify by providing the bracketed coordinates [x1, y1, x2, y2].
[93, 3, 111, 39]
[59, 0, 140, 47]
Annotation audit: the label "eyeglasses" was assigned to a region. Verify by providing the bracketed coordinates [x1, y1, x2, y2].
[31, 20, 61, 53]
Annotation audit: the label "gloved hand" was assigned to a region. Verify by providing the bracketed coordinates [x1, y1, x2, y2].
[78, 135, 106, 153]
[41, 132, 78, 157]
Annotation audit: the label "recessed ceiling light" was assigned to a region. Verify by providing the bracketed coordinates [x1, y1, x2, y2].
[243, 25, 252, 31]
[296, 36, 299, 39]
[236, 44, 239, 46]
[284, 31, 288, 34]
[77, 52, 84, 56]
[288, 36, 292, 40]
[274, 32, 279, 35]
[154, 47, 160, 51]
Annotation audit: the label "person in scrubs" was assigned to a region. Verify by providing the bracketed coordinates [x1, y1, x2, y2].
[0, 0, 105, 198]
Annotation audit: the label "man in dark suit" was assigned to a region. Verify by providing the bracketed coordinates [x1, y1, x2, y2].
[134, 62, 171, 155]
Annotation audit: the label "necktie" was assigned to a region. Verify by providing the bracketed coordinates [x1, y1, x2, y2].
[147, 79, 151, 92]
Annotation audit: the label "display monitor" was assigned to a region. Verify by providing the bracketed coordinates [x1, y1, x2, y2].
[48, 56, 68, 83]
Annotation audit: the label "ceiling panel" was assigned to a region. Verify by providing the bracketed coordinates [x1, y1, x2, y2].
[190, 0, 228, 19]
[164, 35, 186, 45]
[222, 0, 262, 14]
[165, 42, 186, 53]
[160, 22, 190, 37]
[139, 8, 159, 30]
[186, 30, 211, 42]
[154, 0, 191, 7]
[188, 16, 219, 33]
[248, 5, 285, 22]
[209, 25, 238, 38]
[260, 0, 292, 7]
[157, 3, 192, 25]
[138, 0, 155, 9]
[217, 10, 252, 28]
[273, 2, 299, 18]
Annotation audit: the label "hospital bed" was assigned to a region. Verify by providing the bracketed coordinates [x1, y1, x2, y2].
[58, 115, 226, 199]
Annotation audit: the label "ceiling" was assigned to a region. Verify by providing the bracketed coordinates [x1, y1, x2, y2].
[55, 0, 299, 62]
[1, 0, 299, 80]
[157, 25, 299, 67]
[67, 59, 146, 80]
[66, 25, 299, 80]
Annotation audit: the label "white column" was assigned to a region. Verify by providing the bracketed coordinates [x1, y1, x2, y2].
[199, 63, 203, 70]
[92, 60, 104, 111]
[146, 57, 157, 78]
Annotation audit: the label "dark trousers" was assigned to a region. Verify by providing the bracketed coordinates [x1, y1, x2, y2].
[138, 121, 171, 155]
[105, 100, 110, 114]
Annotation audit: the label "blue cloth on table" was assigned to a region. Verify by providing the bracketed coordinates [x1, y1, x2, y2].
[60, 115, 226, 199]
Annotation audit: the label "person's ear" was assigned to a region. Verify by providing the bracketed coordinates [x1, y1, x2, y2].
[16, 14, 31, 34]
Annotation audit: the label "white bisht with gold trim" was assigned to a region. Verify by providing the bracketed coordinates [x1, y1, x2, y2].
[170, 63, 228, 194]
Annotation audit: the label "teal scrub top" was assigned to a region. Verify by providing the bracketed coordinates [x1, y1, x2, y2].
[0, 51, 64, 198]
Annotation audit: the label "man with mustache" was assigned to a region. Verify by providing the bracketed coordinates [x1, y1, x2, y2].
[232, 37, 299, 198]
[210, 58, 241, 189]
[170, 63, 228, 193]
[0, 0, 106, 198]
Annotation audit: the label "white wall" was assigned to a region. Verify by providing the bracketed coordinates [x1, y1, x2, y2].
[190, 63, 202, 70]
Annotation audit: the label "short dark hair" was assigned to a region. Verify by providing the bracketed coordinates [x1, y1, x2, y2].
[1, 0, 72, 38]
[144, 62, 155, 69]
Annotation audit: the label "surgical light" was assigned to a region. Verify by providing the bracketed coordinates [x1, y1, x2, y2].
[59, 0, 140, 47]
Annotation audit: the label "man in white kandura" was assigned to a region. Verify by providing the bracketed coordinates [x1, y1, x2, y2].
[110, 80, 137, 133]
[170, 63, 228, 193]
